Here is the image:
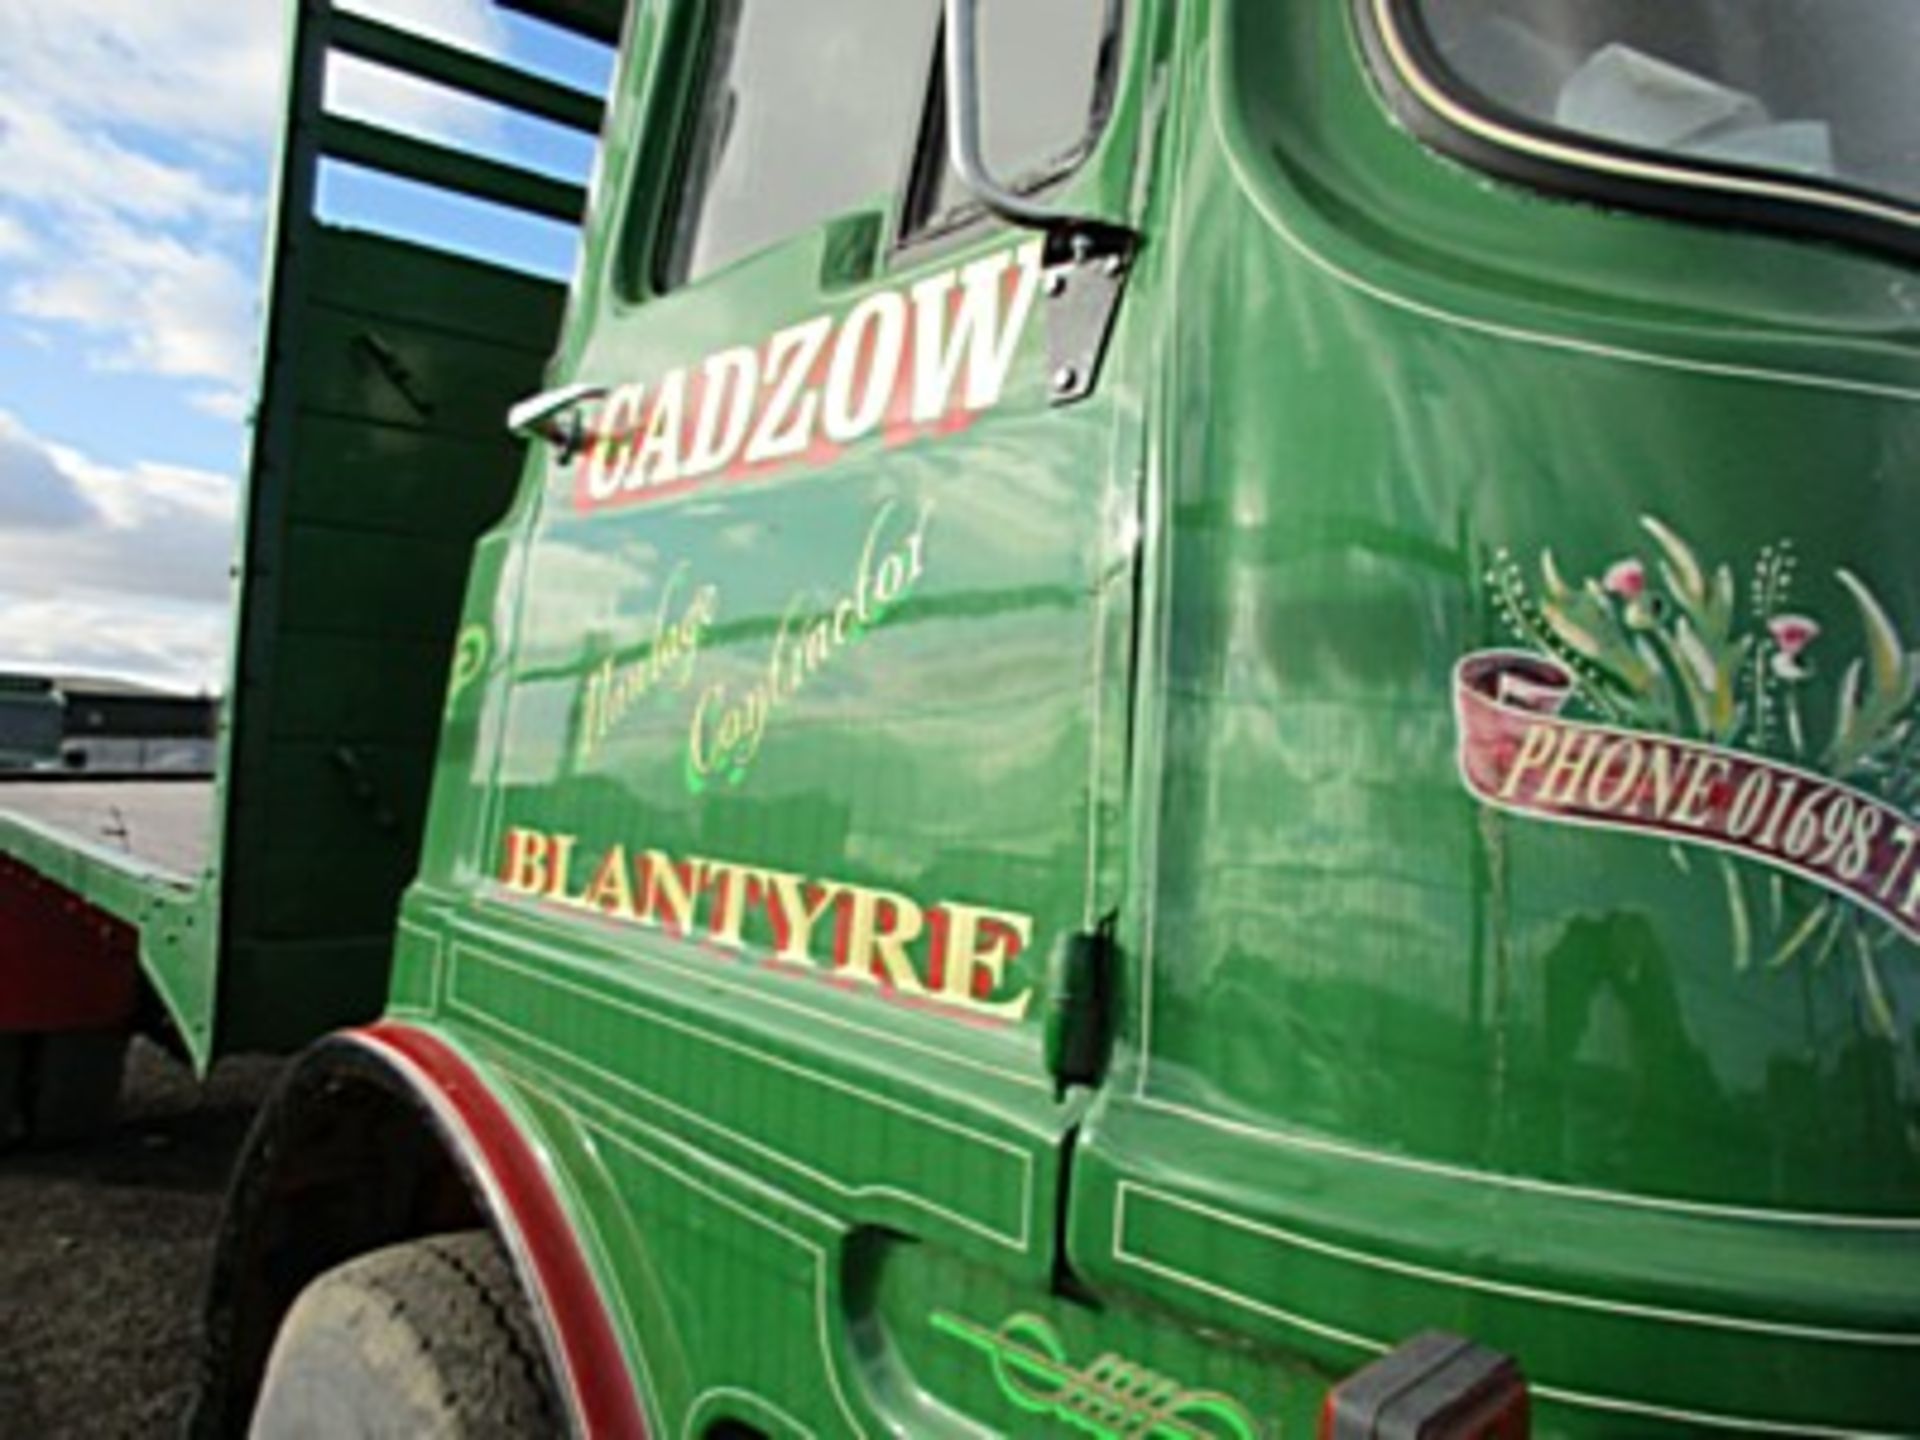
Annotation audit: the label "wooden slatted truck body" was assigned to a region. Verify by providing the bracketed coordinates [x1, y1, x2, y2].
[2, 1, 1917, 1435]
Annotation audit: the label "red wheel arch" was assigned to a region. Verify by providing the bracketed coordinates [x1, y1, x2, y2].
[346, 1022, 650, 1439]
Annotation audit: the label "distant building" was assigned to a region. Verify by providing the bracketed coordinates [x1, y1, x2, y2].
[0, 675, 63, 768]
[0, 673, 218, 775]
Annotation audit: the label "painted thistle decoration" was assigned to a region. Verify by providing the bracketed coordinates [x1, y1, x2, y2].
[1484, 517, 1918, 1040]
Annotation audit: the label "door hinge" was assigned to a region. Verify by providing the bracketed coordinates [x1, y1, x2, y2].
[1043, 926, 1116, 1097]
[1042, 225, 1139, 408]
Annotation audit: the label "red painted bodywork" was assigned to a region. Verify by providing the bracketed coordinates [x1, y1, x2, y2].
[348, 1022, 650, 1439]
[0, 854, 138, 1032]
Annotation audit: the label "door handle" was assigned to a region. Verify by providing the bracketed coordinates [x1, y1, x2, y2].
[507, 382, 608, 463]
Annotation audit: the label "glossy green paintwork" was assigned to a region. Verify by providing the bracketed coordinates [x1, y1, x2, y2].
[1066, 7, 1919, 1433]
[9, 0, 1919, 1431]
[395, 0, 1920, 1434]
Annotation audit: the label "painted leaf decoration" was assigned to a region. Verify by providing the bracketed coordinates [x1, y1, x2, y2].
[1765, 900, 1829, 970]
[1811, 909, 1846, 970]
[1634, 637, 1676, 715]
[1711, 635, 1751, 740]
[1856, 934, 1898, 1042]
[1541, 549, 1572, 601]
[1676, 617, 1719, 694]
[1654, 618, 1713, 736]
[1836, 569, 1912, 712]
[1542, 599, 1604, 660]
[1549, 578, 1664, 699]
[1721, 860, 1752, 972]
[1831, 657, 1864, 768]
[1708, 564, 1735, 642]
[1614, 648, 1656, 695]
[1712, 682, 1739, 742]
[1642, 515, 1705, 607]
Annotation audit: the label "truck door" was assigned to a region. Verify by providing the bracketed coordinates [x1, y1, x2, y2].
[448, 0, 1146, 1306]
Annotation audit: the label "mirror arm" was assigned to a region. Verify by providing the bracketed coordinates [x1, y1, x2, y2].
[942, 0, 1139, 407]
[942, 0, 1062, 233]
[941, 0, 1139, 255]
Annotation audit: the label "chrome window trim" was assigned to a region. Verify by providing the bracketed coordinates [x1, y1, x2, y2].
[1358, 0, 1920, 264]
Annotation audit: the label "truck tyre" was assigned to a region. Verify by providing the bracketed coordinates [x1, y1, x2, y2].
[24, 1029, 130, 1144]
[250, 1230, 562, 1440]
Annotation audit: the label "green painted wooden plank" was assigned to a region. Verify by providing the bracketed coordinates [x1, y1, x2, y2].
[216, 935, 391, 1051]
[307, 227, 564, 351]
[262, 635, 453, 744]
[494, 0, 624, 46]
[247, 801, 428, 914]
[293, 304, 547, 439]
[319, 115, 587, 222]
[330, 11, 604, 134]
[276, 526, 473, 641]
[281, 417, 520, 536]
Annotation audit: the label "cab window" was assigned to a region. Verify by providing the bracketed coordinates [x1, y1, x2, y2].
[1394, 0, 1919, 213]
[658, 0, 938, 289]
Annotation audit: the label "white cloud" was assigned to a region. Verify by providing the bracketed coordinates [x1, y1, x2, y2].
[0, 105, 257, 229]
[0, 214, 36, 261]
[191, 389, 252, 424]
[0, 5, 284, 146]
[0, 0, 503, 142]
[0, 597, 228, 696]
[0, 0, 519, 689]
[0, 412, 98, 530]
[0, 413, 236, 690]
[10, 221, 258, 387]
[0, 0, 509, 395]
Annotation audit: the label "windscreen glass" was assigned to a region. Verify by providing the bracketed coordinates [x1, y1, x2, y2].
[1409, 0, 1920, 209]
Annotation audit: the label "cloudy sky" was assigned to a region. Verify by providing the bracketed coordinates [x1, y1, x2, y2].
[0, 1, 602, 693]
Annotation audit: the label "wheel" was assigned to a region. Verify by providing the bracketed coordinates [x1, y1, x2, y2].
[250, 1230, 562, 1439]
[25, 1029, 129, 1144]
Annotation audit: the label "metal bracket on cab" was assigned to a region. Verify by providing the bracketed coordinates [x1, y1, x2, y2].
[1042, 224, 1138, 408]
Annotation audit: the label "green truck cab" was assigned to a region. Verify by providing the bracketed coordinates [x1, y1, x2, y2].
[4, 1, 1917, 1434]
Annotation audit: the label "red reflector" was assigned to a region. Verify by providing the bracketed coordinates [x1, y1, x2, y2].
[1320, 1332, 1529, 1440]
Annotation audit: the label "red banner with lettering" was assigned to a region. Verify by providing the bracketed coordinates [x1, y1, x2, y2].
[1454, 650, 1920, 943]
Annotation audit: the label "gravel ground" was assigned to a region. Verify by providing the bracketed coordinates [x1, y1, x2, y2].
[0, 1041, 283, 1439]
